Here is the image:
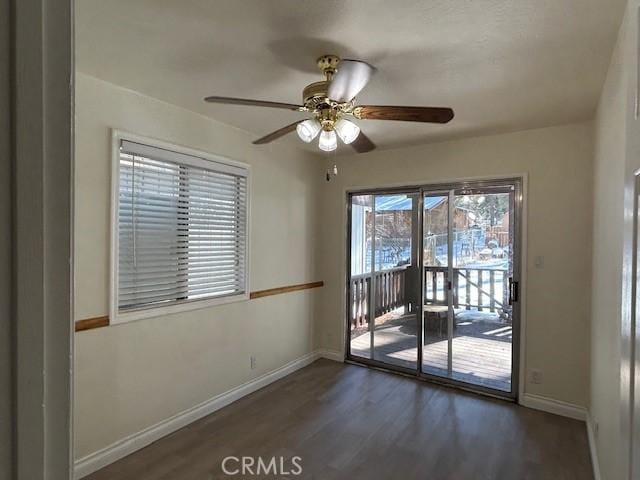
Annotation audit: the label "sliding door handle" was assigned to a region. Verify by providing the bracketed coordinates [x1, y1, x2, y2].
[508, 278, 519, 305]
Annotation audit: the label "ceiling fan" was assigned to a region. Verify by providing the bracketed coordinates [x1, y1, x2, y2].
[204, 54, 454, 153]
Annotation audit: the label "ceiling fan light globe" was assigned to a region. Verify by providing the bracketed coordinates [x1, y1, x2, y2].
[334, 119, 360, 144]
[296, 119, 321, 143]
[318, 130, 338, 152]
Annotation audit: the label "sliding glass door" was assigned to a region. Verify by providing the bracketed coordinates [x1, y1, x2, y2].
[421, 183, 519, 395]
[347, 179, 521, 399]
[422, 192, 452, 377]
[348, 191, 421, 372]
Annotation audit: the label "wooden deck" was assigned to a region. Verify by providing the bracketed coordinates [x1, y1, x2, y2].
[350, 311, 512, 392]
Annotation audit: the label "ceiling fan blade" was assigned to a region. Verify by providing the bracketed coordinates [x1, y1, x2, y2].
[204, 96, 303, 111]
[252, 121, 304, 145]
[351, 130, 376, 154]
[353, 105, 454, 124]
[328, 60, 376, 102]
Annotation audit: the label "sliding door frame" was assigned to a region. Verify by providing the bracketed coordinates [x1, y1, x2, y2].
[345, 176, 524, 401]
[345, 186, 422, 376]
[418, 179, 522, 400]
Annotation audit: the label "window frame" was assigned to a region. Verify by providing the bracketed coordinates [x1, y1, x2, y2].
[110, 130, 251, 324]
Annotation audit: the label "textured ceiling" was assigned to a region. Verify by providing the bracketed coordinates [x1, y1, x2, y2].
[76, 0, 626, 155]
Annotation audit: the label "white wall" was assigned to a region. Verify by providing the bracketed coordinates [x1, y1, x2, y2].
[591, 6, 629, 478]
[317, 122, 594, 407]
[74, 73, 323, 459]
[592, 1, 640, 478]
[622, 2, 640, 477]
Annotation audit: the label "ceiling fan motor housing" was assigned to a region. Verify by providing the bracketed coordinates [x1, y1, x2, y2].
[302, 55, 346, 122]
[302, 80, 331, 108]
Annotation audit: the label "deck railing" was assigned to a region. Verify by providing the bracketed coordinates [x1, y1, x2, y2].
[350, 266, 509, 330]
[350, 266, 408, 330]
[424, 267, 508, 312]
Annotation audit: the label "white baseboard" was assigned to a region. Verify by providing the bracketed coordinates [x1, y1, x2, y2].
[586, 413, 602, 480]
[318, 348, 344, 362]
[74, 350, 326, 479]
[521, 396, 600, 479]
[519, 393, 587, 421]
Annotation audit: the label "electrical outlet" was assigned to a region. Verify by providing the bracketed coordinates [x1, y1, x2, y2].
[530, 369, 543, 384]
[250, 356, 257, 370]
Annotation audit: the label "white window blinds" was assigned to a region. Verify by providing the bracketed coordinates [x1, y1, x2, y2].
[116, 139, 248, 314]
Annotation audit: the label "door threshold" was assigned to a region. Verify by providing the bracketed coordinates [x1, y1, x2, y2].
[345, 357, 516, 403]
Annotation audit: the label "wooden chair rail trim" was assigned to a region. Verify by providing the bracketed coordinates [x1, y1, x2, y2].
[75, 315, 110, 332]
[75, 281, 324, 332]
[249, 281, 324, 299]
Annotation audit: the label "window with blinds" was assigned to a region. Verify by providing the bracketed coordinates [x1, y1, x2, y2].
[113, 137, 249, 319]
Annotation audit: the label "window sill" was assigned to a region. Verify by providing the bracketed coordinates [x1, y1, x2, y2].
[110, 292, 250, 325]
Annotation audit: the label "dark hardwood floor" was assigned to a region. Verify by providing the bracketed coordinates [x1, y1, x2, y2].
[84, 359, 593, 480]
